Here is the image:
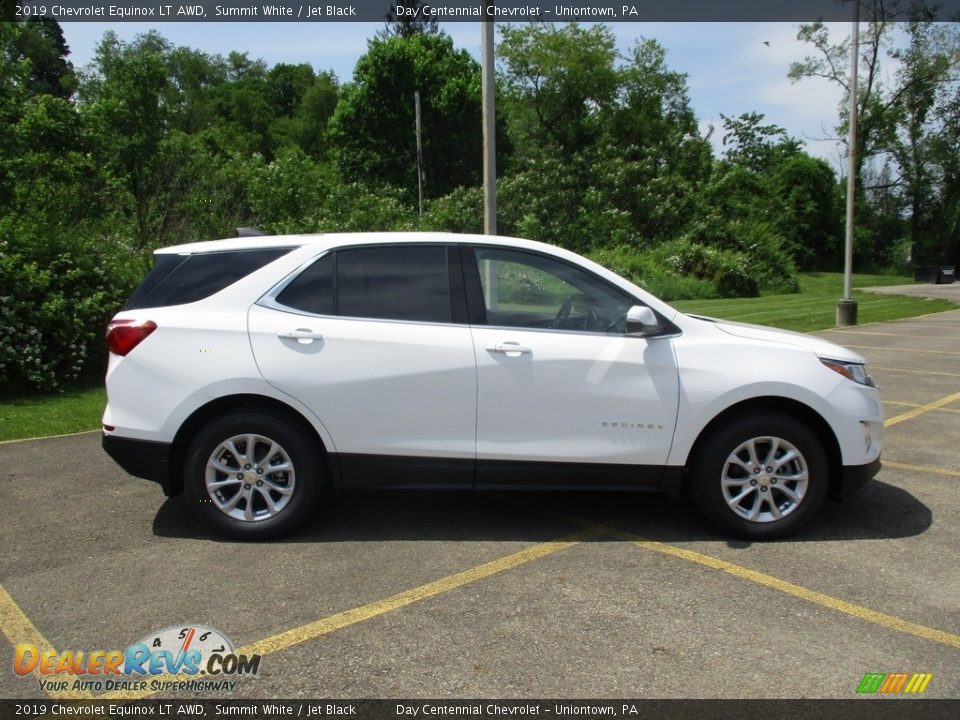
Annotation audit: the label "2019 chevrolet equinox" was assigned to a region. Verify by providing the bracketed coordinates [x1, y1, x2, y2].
[102, 232, 882, 540]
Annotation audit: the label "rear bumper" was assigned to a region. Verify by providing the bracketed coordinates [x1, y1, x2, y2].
[102, 433, 176, 496]
[830, 457, 881, 501]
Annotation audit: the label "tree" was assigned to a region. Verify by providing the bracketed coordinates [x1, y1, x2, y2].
[720, 112, 802, 173]
[789, 1, 960, 266]
[496, 24, 712, 245]
[888, 20, 959, 262]
[0, 18, 77, 205]
[2, 18, 75, 99]
[379, 1, 439, 39]
[267, 65, 339, 160]
[770, 154, 843, 269]
[80, 32, 180, 248]
[328, 33, 505, 200]
[918, 85, 960, 265]
[498, 22, 620, 159]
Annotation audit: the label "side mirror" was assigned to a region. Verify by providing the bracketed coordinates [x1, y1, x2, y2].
[625, 305, 661, 336]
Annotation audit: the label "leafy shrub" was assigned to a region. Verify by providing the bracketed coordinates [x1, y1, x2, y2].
[421, 186, 483, 234]
[678, 218, 799, 295]
[0, 231, 134, 395]
[660, 239, 757, 298]
[588, 244, 718, 301]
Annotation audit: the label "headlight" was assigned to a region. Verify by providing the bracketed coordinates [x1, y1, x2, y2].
[820, 358, 876, 387]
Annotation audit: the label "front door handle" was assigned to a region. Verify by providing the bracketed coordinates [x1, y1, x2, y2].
[277, 328, 324, 344]
[485, 342, 532, 357]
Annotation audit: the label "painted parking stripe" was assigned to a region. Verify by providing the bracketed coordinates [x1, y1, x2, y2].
[98, 521, 615, 701]
[884, 400, 960, 415]
[873, 366, 960, 378]
[828, 330, 954, 340]
[884, 390, 960, 427]
[531, 508, 960, 651]
[610, 531, 960, 651]
[0, 429, 99, 446]
[883, 460, 960, 479]
[0, 584, 95, 700]
[843, 344, 960, 357]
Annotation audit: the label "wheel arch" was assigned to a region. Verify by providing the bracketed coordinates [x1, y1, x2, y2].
[684, 396, 842, 499]
[167, 394, 335, 497]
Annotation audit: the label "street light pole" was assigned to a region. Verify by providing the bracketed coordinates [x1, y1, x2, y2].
[838, 0, 860, 326]
[415, 90, 424, 219]
[481, 3, 497, 235]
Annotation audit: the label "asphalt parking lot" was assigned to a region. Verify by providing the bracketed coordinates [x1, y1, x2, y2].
[1, 309, 958, 701]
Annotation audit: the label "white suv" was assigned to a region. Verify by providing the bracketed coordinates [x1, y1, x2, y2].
[102, 232, 882, 540]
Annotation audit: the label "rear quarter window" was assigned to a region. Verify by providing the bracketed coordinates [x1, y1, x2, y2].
[125, 248, 294, 310]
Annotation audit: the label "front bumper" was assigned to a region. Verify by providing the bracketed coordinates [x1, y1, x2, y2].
[830, 457, 882, 501]
[102, 433, 175, 496]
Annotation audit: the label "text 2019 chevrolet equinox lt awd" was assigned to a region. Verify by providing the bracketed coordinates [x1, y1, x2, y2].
[102, 232, 882, 540]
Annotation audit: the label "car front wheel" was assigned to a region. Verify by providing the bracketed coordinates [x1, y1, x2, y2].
[184, 410, 321, 540]
[692, 413, 829, 540]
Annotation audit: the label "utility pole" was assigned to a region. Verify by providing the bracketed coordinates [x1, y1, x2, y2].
[838, 0, 860, 326]
[481, 3, 497, 235]
[415, 90, 425, 219]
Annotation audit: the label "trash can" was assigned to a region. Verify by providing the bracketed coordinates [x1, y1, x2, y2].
[914, 265, 956, 284]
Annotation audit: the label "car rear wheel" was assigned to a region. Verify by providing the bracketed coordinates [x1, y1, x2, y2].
[692, 413, 828, 540]
[184, 410, 321, 539]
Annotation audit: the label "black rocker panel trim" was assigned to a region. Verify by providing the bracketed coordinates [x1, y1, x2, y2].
[335, 454, 676, 493]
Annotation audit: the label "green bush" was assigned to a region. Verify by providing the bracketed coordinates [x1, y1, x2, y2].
[0, 233, 134, 394]
[660, 239, 758, 298]
[678, 218, 799, 295]
[421, 186, 483, 234]
[588, 244, 718, 301]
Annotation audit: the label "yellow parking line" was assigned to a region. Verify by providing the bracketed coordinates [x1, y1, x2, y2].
[884, 390, 960, 427]
[606, 530, 960, 651]
[828, 331, 949, 340]
[884, 400, 960, 415]
[100, 522, 611, 700]
[0, 430, 99, 446]
[844, 344, 960, 356]
[873, 366, 960, 378]
[0, 584, 94, 700]
[242, 535, 588, 655]
[883, 460, 960, 479]
[530, 507, 960, 651]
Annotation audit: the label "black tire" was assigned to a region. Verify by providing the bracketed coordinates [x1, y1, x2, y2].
[184, 410, 321, 540]
[691, 413, 828, 540]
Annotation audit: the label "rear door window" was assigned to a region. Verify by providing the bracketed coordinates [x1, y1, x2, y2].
[275, 253, 335, 316]
[336, 246, 451, 323]
[275, 245, 452, 324]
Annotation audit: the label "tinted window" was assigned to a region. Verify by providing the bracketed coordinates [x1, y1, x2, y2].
[127, 248, 293, 310]
[123, 254, 186, 310]
[473, 248, 631, 333]
[337, 246, 450, 323]
[275, 254, 334, 315]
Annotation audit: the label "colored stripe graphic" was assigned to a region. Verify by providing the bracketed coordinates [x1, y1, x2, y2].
[880, 672, 910, 693]
[857, 672, 933, 694]
[857, 673, 886, 694]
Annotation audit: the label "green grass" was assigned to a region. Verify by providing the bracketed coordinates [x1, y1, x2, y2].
[672, 272, 958, 332]
[0, 386, 105, 442]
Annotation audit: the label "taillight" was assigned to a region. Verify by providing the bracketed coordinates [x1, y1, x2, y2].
[106, 319, 157, 356]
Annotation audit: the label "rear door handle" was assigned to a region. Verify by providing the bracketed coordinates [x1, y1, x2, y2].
[485, 342, 532, 357]
[277, 328, 324, 344]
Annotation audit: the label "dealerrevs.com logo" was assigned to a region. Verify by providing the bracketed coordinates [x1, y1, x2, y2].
[856, 672, 933, 695]
[13, 625, 260, 694]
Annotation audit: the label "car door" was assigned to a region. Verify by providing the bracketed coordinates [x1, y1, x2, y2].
[248, 243, 477, 488]
[464, 245, 680, 488]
